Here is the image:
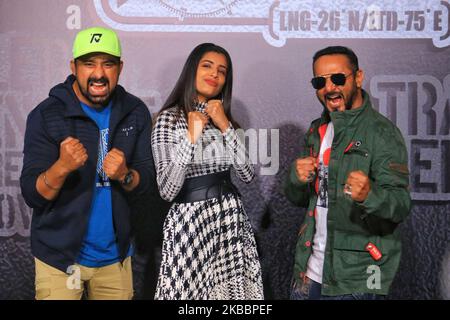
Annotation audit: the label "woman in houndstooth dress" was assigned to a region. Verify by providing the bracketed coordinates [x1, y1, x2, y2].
[152, 43, 263, 300]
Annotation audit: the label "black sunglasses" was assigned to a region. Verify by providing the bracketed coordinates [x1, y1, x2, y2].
[311, 72, 354, 90]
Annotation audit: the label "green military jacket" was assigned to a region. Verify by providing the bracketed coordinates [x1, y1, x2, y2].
[284, 91, 411, 296]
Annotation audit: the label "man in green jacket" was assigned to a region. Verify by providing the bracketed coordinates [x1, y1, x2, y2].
[285, 46, 411, 300]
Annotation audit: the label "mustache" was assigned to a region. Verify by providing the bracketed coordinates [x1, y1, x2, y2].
[87, 77, 109, 86]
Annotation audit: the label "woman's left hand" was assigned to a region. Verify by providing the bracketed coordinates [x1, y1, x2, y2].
[205, 99, 230, 133]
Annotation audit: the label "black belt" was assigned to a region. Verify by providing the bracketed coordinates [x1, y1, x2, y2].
[174, 170, 239, 203]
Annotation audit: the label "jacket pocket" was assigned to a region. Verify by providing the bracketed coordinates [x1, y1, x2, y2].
[340, 145, 371, 183]
[332, 230, 387, 281]
[344, 143, 369, 157]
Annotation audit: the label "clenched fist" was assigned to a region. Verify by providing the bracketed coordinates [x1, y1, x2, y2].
[58, 137, 88, 173]
[204, 99, 230, 132]
[295, 156, 317, 183]
[187, 111, 209, 144]
[344, 170, 371, 202]
[103, 148, 128, 181]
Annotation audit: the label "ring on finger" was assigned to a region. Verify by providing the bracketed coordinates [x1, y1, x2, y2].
[344, 184, 352, 196]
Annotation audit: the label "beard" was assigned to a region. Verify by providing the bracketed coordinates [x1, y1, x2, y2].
[77, 77, 113, 107]
[344, 85, 358, 110]
[320, 84, 358, 112]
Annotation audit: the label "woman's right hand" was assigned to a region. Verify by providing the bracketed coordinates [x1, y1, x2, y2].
[187, 111, 209, 144]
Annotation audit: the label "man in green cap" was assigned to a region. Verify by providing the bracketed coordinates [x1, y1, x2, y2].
[20, 27, 156, 299]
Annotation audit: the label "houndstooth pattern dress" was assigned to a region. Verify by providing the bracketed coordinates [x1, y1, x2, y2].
[152, 103, 264, 300]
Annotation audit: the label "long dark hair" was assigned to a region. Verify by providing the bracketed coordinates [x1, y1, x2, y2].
[156, 43, 239, 128]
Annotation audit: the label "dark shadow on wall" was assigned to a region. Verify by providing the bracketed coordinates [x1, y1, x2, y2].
[230, 99, 307, 299]
[228, 97, 268, 238]
[257, 122, 306, 300]
[389, 201, 450, 299]
[440, 243, 450, 300]
[229, 98, 270, 296]
[227, 45, 315, 299]
[0, 236, 34, 299]
[129, 189, 171, 300]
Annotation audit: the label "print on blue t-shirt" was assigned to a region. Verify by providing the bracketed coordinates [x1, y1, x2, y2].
[97, 126, 110, 187]
[77, 102, 120, 267]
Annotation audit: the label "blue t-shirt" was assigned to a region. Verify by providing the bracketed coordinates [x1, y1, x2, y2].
[77, 102, 131, 267]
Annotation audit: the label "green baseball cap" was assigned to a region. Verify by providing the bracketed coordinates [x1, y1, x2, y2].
[72, 27, 121, 59]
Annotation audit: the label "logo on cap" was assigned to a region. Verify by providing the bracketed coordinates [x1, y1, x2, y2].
[90, 33, 103, 43]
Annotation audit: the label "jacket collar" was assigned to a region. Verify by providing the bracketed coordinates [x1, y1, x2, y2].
[316, 90, 372, 150]
[319, 89, 372, 129]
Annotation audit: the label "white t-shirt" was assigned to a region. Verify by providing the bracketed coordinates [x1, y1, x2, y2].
[306, 122, 334, 284]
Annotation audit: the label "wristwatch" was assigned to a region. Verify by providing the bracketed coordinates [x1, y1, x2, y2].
[121, 170, 134, 186]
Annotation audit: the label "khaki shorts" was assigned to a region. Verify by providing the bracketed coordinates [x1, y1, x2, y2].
[34, 257, 133, 300]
